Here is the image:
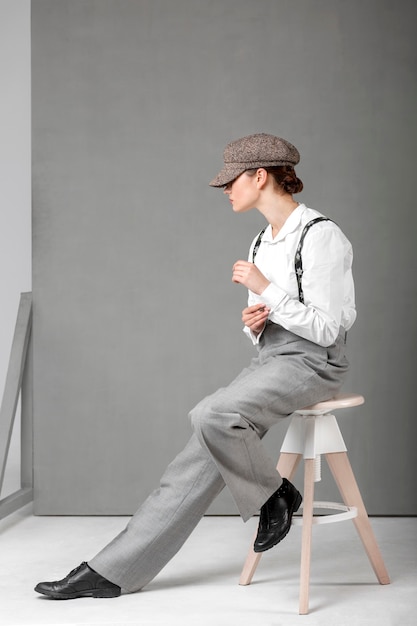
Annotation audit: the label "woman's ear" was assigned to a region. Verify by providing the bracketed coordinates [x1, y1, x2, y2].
[256, 168, 268, 189]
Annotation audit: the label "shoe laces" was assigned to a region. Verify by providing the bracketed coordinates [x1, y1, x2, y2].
[67, 562, 87, 578]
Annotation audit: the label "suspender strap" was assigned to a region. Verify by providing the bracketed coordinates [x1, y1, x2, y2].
[295, 217, 331, 303]
[251, 227, 266, 263]
[252, 217, 332, 303]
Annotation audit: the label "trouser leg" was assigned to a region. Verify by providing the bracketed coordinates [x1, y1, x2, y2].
[89, 434, 224, 592]
[190, 335, 346, 522]
[90, 329, 347, 591]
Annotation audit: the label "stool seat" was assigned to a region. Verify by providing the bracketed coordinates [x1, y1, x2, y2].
[297, 393, 365, 415]
[239, 392, 390, 615]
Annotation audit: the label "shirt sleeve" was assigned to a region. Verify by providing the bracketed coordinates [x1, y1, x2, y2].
[246, 225, 355, 347]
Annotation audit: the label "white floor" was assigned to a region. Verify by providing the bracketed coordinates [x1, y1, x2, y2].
[0, 505, 415, 626]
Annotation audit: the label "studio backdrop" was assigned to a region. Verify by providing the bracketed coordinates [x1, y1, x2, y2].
[32, 0, 417, 515]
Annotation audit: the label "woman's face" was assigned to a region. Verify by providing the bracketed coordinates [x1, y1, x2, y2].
[223, 171, 259, 213]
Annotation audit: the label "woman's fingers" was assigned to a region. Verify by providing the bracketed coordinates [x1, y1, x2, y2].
[242, 304, 270, 330]
[232, 261, 270, 294]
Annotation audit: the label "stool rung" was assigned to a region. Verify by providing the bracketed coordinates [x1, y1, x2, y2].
[292, 501, 358, 525]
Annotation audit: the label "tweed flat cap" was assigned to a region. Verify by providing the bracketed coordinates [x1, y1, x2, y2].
[209, 133, 300, 187]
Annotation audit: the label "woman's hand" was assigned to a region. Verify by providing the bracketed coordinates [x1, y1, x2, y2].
[242, 304, 270, 335]
[232, 260, 270, 294]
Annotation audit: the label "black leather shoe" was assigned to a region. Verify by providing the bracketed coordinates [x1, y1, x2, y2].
[253, 478, 302, 553]
[35, 562, 121, 599]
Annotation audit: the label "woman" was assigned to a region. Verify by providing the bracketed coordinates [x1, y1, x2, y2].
[35, 133, 356, 599]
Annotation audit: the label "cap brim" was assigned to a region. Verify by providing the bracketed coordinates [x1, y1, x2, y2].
[209, 164, 247, 187]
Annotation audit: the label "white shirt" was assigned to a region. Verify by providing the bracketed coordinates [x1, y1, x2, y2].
[244, 204, 356, 347]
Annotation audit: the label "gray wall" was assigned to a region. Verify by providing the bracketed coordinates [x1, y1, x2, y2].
[32, 0, 417, 515]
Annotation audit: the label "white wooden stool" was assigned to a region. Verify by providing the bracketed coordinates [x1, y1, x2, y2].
[239, 393, 390, 614]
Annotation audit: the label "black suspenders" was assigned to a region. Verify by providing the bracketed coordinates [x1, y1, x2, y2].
[252, 217, 331, 304]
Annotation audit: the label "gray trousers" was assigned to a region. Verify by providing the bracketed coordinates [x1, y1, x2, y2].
[89, 324, 348, 592]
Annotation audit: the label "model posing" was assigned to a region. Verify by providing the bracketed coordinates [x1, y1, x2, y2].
[35, 133, 355, 599]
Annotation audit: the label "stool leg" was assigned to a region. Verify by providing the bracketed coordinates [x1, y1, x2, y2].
[299, 457, 315, 615]
[325, 452, 390, 585]
[239, 452, 301, 585]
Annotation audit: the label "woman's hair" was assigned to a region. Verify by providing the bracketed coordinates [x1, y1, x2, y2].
[246, 165, 303, 194]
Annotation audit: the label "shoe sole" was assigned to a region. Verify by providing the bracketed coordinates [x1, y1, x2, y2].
[34, 585, 121, 599]
[253, 491, 302, 553]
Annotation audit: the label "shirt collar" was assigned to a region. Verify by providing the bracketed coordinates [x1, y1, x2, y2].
[262, 203, 306, 243]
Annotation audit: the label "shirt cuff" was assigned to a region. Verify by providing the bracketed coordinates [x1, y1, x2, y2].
[258, 282, 287, 309]
[243, 324, 264, 345]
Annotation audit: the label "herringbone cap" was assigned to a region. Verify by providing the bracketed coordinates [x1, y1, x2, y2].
[209, 133, 300, 187]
